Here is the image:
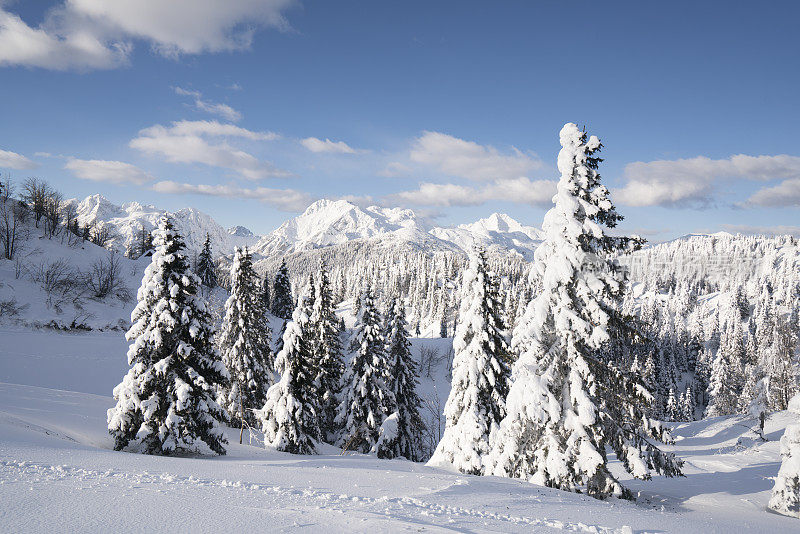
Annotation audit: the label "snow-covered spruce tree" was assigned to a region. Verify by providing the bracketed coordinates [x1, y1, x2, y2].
[428, 249, 510, 475]
[309, 266, 345, 443]
[487, 123, 682, 500]
[769, 394, 800, 518]
[271, 260, 294, 321]
[219, 247, 274, 431]
[258, 295, 321, 454]
[107, 217, 227, 455]
[196, 233, 217, 289]
[706, 318, 745, 417]
[383, 297, 426, 461]
[338, 288, 395, 453]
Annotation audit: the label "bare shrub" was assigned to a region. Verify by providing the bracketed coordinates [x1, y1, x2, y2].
[26, 258, 85, 307]
[84, 252, 131, 301]
[0, 297, 29, 317]
[91, 225, 113, 248]
[418, 345, 448, 378]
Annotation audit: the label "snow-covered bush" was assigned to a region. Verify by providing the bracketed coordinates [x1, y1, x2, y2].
[769, 394, 800, 518]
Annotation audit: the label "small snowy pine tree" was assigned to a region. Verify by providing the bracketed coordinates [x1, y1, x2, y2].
[107, 217, 227, 455]
[428, 249, 510, 475]
[219, 247, 274, 430]
[196, 233, 217, 289]
[258, 295, 321, 454]
[271, 260, 294, 321]
[338, 288, 395, 453]
[384, 297, 426, 461]
[309, 267, 345, 443]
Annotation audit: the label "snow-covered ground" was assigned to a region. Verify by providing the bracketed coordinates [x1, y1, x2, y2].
[1, 328, 797, 533]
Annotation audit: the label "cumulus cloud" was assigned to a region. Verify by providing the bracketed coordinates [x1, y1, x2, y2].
[65, 158, 153, 185]
[300, 137, 359, 154]
[390, 177, 556, 208]
[616, 154, 800, 207]
[151, 180, 313, 212]
[0, 0, 294, 70]
[174, 87, 241, 122]
[409, 131, 542, 182]
[0, 148, 38, 170]
[130, 120, 287, 180]
[747, 178, 800, 208]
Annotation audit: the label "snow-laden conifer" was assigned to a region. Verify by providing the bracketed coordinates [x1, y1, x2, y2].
[338, 288, 395, 453]
[487, 123, 682, 499]
[309, 266, 345, 443]
[428, 249, 510, 474]
[769, 394, 800, 518]
[258, 294, 320, 454]
[271, 260, 294, 320]
[196, 233, 217, 289]
[219, 247, 274, 430]
[384, 297, 425, 461]
[107, 217, 227, 455]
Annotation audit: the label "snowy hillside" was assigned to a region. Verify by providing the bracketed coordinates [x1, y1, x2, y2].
[70, 195, 259, 256]
[1, 326, 798, 533]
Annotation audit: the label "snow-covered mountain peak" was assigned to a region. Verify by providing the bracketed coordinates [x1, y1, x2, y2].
[228, 225, 254, 237]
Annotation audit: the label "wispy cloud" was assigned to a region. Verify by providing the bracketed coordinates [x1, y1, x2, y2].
[151, 180, 313, 211]
[615, 154, 800, 207]
[0, 148, 38, 170]
[390, 177, 556, 207]
[174, 86, 241, 122]
[300, 137, 360, 154]
[65, 158, 153, 185]
[409, 131, 542, 182]
[64, 158, 154, 185]
[129, 120, 287, 180]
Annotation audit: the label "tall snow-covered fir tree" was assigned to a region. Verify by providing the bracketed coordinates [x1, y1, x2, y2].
[107, 217, 227, 455]
[487, 123, 682, 500]
[258, 294, 321, 454]
[196, 233, 217, 289]
[219, 247, 274, 430]
[706, 315, 745, 417]
[770, 393, 800, 518]
[309, 266, 345, 443]
[383, 297, 425, 461]
[271, 260, 294, 321]
[338, 287, 395, 453]
[428, 249, 510, 475]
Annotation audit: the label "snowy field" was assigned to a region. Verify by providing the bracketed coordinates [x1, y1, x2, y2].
[1, 327, 798, 533]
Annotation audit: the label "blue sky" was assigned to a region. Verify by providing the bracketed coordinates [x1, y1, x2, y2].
[1, 1, 798, 239]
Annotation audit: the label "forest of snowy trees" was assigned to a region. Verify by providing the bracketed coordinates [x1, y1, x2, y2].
[100, 123, 800, 512]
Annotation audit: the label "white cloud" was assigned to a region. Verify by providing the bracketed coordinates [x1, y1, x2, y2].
[174, 86, 241, 122]
[65, 158, 153, 185]
[409, 131, 541, 182]
[130, 120, 287, 180]
[616, 154, 800, 207]
[0, 148, 38, 170]
[151, 181, 312, 212]
[0, 1, 294, 70]
[300, 137, 359, 154]
[747, 178, 800, 207]
[390, 177, 556, 208]
[721, 224, 800, 238]
[0, 8, 130, 70]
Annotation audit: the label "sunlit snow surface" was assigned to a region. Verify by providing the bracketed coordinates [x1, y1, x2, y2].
[0, 327, 797, 533]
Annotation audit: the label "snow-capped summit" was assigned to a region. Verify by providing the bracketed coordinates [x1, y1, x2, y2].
[252, 199, 447, 256]
[228, 225, 255, 238]
[430, 213, 543, 260]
